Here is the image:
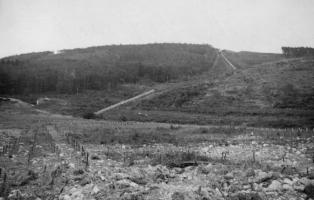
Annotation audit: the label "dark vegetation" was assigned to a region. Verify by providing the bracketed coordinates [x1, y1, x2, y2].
[282, 47, 314, 58]
[0, 43, 218, 94]
[72, 128, 178, 145]
[222, 50, 283, 69]
[139, 84, 208, 109]
[1, 43, 314, 128]
[102, 108, 314, 128]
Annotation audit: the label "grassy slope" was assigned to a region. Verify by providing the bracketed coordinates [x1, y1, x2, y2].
[222, 50, 284, 69]
[100, 57, 314, 128]
[1, 43, 224, 97]
[4, 44, 313, 128]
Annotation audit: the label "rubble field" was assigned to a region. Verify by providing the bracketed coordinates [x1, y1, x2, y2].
[0, 113, 314, 200]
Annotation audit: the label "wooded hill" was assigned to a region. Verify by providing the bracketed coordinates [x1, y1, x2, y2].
[0, 43, 219, 94]
[0, 43, 284, 95]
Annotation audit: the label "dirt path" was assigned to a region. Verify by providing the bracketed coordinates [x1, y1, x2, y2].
[94, 89, 155, 115]
[220, 51, 237, 70]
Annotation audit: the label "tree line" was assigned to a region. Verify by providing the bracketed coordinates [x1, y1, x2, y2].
[0, 43, 218, 94]
[282, 47, 314, 58]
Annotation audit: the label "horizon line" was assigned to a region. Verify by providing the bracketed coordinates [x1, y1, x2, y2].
[0, 42, 291, 59]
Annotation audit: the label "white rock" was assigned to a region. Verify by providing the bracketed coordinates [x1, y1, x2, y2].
[100, 175, 106, 181]
[116, 179, 139, 188]
[224, 172, 234, 180]
[283, 178, 294, 185]
[69, 163, 75, 168]
[266, 180, 282, 191]
[114, 173, 129, 180]
[71, 190, 84, 200]
[59, 195, 71, 200]
[282, 184, 293, 191]
[243, 185, 251, 190]
[255, 171, 270, 183]
[293, 184, 305, 191]
[92, 185, 100, 194]
[222, 182, 229, 190]
[215, 188, 223, 197]
[252, 183, 261, 191]
[299, 177, 312, 185]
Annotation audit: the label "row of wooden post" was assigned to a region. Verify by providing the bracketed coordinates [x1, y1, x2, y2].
[0, 137, 21, 158]
[0, 137, 22, 198]
[0, 167, 9, 198]
[65, 133, 89, 169]
[0, 134, 35, 199]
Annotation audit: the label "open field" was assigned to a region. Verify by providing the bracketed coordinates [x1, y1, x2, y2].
[1, 103, 314, 200]
[1, 44, 314, 200]
[4, 56, 313, 129]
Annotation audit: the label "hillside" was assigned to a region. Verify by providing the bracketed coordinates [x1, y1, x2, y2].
[222, 50, 283, 69]
[0, 43, 219, 94]
[2, 43, 314, 128]
[102, 57, 314, 128]
[0, 43, 283, 95]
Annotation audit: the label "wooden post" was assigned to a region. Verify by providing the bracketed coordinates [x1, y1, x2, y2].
[307, 167, 309, 175]
[74, 140, 77, 149]
[85, 152, 89, 169]
[15, 137, 20, 153]
[159, 153, 162, 164]
[81, 146, 85, 156]
[0, 171, 7, 196]
[4, 145, 8, 154]
[28, 145, 34, 166]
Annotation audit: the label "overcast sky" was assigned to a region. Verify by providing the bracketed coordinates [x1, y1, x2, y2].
[0, 0, 314, 58]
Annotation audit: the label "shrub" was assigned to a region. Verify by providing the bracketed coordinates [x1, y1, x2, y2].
[82, 112, 96, 119]
[120, 115, 127, 121]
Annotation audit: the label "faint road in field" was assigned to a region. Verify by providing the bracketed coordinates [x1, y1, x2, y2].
[220, 50, 237, 70]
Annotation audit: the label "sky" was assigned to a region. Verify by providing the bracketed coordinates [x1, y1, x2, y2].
[0, 0, 314, 58]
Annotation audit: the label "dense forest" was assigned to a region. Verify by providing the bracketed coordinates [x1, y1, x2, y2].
[282, 47, 314, 58]
[0, 44, 218, 94]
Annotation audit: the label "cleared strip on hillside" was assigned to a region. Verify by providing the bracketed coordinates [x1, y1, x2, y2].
[220, 51, 237, 70]
[94, 89, 155, 115]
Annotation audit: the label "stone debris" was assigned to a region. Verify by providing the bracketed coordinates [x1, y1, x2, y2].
[1, 126, 314, 200]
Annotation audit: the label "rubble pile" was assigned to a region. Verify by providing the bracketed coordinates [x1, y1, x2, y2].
[1, 126, 314, 200]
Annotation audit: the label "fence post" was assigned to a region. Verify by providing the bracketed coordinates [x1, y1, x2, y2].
[0, 171, 7, 196]
[85, 152, 89, 170]
[81, 146, 85, 156]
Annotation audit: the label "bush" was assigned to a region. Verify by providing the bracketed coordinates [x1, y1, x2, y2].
[120, 115, 127, 121]
[82, 112, 96, 119]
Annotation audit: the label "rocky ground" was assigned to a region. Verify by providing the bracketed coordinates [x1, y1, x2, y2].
[1, 121, 314, 200]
